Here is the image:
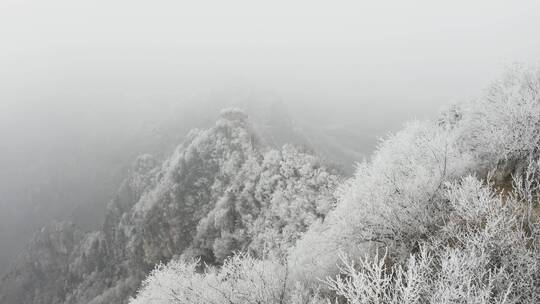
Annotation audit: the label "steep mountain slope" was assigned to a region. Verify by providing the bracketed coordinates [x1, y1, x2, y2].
[129, 67, 540, 304]
[0, 109, 341, 304]
[0, 97, 363, 278]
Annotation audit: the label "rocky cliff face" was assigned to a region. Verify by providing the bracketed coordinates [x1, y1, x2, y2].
[0, 109, 341, 304]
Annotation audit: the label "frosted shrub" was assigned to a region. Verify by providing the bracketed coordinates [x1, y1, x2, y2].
[327, 248, 432, 304]
[290, 121, 473, 283]
[131, 254, 293, 304]
[326, 175, 540, 304]
[461, 65, 540, 163]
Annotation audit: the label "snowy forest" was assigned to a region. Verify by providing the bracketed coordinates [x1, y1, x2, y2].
[1, 66, 540, 304]
[2, 1, 540, 304]
[121, 67, 540, 304]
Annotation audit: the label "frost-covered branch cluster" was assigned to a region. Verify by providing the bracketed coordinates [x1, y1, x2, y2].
[328, 174, 540, 304]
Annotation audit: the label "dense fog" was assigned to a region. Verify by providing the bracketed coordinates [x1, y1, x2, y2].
[1, 0, 540, 275]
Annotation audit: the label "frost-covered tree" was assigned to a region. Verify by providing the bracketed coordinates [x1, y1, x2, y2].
[188, 144, 341, 263]
[289, 120, 474, 283]
[327, 173, 540, 304]
[460, 65, 540, 164]
[131, 254, 293, 304]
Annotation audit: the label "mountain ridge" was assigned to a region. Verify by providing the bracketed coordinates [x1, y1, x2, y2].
[0, 108, 342, 304]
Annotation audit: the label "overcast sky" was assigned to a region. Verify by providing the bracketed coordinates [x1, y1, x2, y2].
[2, 0, 540, 179]
[2, 0, 540, 192]
[2, 0, 540, 119]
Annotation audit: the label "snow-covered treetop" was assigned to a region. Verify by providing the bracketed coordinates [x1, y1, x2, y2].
[219, 107, 249, 122]
[132, 154, 157, 175]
